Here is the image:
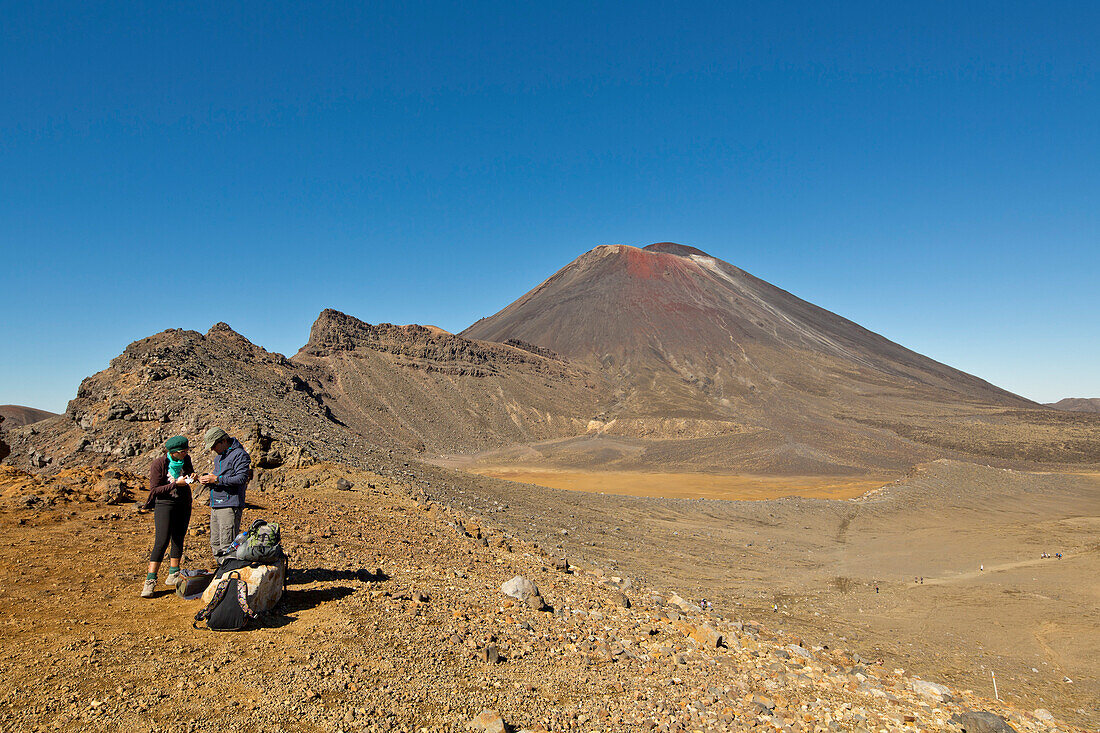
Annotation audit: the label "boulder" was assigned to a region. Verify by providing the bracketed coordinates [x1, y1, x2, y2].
[674, 619, 722, 648]
[501, 575, 539, 603]
[95, 476, 132, 504]
[911, 678, 952, 702]
[951, 712, 1017, 733]
[668, 593, 702, 614]
[785, 644, 812, 661]
[501, 575, 548, 611]
[201, 560, 286, 613]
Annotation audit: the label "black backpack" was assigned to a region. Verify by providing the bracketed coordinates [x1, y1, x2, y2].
[193, 571, 256, 631]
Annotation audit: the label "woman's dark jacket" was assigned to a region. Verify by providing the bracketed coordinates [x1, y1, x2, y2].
[145, 454, 194, 510]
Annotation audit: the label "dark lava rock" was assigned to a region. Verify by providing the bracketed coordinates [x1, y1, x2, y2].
[951, 711, 1018, 733]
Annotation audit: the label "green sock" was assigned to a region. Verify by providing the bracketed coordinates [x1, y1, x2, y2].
[168, 567, 180, 575]
[146, 572, 157, 581]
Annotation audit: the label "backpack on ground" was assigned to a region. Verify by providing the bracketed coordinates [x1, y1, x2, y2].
[175, 570, 214, 599]
[226, 519, 284, 563]
[193, 571, 256, 631]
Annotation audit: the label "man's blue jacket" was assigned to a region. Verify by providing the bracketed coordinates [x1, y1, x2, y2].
[210, 437, 250, 508]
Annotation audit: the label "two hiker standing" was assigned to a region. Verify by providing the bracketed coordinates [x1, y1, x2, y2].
[141, 427, 250, 598]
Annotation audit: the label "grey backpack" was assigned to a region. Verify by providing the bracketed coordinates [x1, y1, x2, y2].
[235, 519, 283, 563]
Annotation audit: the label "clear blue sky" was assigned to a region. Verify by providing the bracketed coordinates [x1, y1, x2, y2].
[2, 2, 1097, 413]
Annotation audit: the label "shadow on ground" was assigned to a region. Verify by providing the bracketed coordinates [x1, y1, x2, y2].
[287, 567, 388, 585]
[259, 586, 357, 628]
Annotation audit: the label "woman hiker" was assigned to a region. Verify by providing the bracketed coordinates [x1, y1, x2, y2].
[141, 435, 195, 598]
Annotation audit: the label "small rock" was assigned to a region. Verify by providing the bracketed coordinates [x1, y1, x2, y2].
[690, 623, 723, 648]
[335, 477, 354, 491]
[467, 709, 506, 733]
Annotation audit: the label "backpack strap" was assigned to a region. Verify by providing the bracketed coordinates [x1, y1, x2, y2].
[236, 579, 257, 619]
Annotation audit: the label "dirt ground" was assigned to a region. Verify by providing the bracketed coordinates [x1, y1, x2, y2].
[415, 460, 1100, 729]
[464, 468, 895, 501]
[0, 459, 1096, 731]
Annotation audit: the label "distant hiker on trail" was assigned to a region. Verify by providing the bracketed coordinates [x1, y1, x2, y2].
[199, 427, 251, 559]
[142, 435, 195, 598]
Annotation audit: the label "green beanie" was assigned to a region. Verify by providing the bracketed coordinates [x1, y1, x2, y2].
[164, 435, 189, 453]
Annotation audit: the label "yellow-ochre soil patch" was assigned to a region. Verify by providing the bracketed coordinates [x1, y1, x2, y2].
[466, 467, 894, 500]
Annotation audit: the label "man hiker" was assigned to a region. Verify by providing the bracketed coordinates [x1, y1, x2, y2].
[199, 427, 251, 559]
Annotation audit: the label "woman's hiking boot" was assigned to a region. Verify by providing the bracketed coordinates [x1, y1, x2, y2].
[140, 577, 157, 598]
[165, 572, 182, 586]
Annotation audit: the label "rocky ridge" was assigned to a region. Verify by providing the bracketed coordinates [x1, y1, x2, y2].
[293, 309, 605, 454]
[2, 322, 381, 476]
[4, 309, 608, 475]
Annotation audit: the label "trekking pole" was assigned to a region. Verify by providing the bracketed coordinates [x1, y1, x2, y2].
[991, 670, 999, 700]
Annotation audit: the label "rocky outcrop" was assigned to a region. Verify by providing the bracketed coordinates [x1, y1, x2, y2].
[2, 323, 381, 475]
[302, 308, 570, 376]
[292, 309, 606, 454]
[202, 560, 286, 614]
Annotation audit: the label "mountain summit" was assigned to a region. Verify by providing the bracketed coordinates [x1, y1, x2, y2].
[463, 242, 1022, 408]
[460, 243, 1055, 471]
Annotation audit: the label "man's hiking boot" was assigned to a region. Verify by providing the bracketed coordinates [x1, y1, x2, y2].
[140, 577, 157, 598]
[165, 572, 183, 586]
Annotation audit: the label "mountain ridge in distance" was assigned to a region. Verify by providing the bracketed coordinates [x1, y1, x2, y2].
[0, 405, 59, 427]
[1046, 397, 1100, 413]
[5, 243, 1099, 475]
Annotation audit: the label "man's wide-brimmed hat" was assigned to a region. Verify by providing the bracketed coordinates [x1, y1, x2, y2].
[203, 427, 229, 451]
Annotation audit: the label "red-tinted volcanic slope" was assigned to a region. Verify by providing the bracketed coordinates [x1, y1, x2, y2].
[0, 406, 58, 427]
[463, 243, 1027, 410]
[458, 243, 1063, 471]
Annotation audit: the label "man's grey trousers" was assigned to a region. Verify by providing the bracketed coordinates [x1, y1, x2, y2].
[210, 506, 243, 557]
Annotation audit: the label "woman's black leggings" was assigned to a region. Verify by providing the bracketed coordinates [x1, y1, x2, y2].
[150, 501, 192, 563]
